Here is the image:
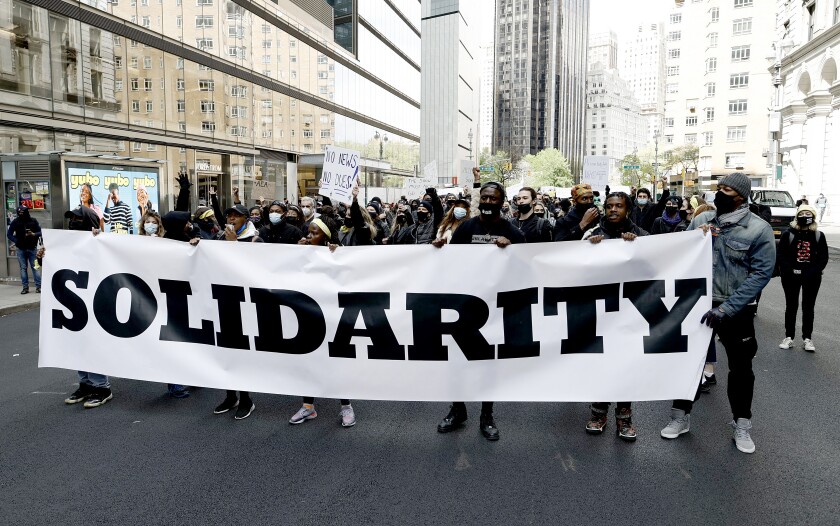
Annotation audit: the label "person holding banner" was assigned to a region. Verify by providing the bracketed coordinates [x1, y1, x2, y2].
[511, 187, 552, 243]
[436, 181, 526, 441]
[660, 173, 775, 454]
[432, 197, 469, 245]
[258, 201, 304, 244]
[553, 184, 600, 242]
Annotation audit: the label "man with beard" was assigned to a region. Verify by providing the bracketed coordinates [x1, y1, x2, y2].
[435, 181, 526, 441]
[659, 172, 775, 454]
[553, 184, 600, 241]
[511, 187, 552, 243]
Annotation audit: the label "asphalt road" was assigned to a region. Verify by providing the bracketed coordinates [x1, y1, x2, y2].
[2, 259, 839, 525]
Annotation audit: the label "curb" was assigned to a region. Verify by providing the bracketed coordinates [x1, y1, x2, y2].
[829, 244, 840, 256]
[0, 300, 39, 317]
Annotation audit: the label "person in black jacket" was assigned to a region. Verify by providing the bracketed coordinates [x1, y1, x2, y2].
[511, 187, 552, 243]
[7, 205, 42, 294]
[553, 184, 600, 241]
[777, 204, 829, 352]
[395, 187, 443, 245]
[630, 179, 670, 232]
[650, 196, 689, 234]
[258, 201, 304, 244]
[338, 185, 379, 246]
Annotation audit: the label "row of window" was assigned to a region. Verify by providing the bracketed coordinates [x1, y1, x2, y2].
[667, 18, 752, 42]
[671, 0, 752, 25]
[666, 74, 749, 95]
[662, 127, 746, 146]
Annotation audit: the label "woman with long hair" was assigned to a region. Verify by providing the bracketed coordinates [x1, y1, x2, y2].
[79, 183, 104, 230]
[433, 197, 469, 245]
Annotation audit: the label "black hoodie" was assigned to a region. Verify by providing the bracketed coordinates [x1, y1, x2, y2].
[7, 208, 41, 250]
[162, 211, 197, 242]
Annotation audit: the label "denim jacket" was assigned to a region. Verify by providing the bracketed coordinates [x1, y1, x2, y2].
[688, 210, 776, 317]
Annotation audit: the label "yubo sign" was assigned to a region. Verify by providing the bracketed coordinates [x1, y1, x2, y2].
[39, 230, 712, 402]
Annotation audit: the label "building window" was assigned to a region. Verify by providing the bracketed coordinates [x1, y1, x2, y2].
[115, 80, 123, 91]
[130, 78, 139, 91]
[196, 0, 212, 5]
[727, 126, 747, 142]
[686, 115, 698, 126]
[670, 13, 682, 23]
[261, 23, 271, 33]
[710, 7, 719, 22]
[199, 79, 214, 91]
[176, 79, 184, 90]
[729, 73, 749, 88]
[835, 0, 839, 24]
[143, 56, 152, 69]
[231, 85, 247, 98]
[141, 16, 150, 28]
[667, 83, 679, 93]
[705, 107, 715, 122]
[176, 16, 182, 29]
[262, 40, 272, 49]
[196, 38, 213, 50]
[230, 106, 246, 118]
[228, 26, 244, 39]
[177, 100, 185, 112]
[665, 117, 675, 127]
[317, 54, 328, 64]
[668, 66, 680, 76]
[133, 142, 142, 152]
[229, 126, 246, 137]
[706, 82, 716, 97]
[320, 129, 330, 139]
[179, 122, 186, 132]
[728, 99, 748, 115]
[667, 31, 681, 41]
[703, 132, 714, 146]
[669, 48, 681, 59]
[706, 57, 717, 73]
[685, 133, 697, 144]
[145, 101, 153, 113]
[302, 129, 313, 138]
[131, 100, 140, 112]
[318, 71, 328, 79]
[732, 18, 752, 35]
[665, 135, 674, 144]
[195, 15, 213, 28]
[176, 58, 184, 70]
[725, 152, 746, 168]
[200, 101, 215, 113]
[320, 114, 330, 124]
[261, 99, 272, 108]
[734, 0, 753, 7]
[201, 121, 215, 133]
[708, 33, 718, 48]
[808, 3, 816, 39]
[731, 45, 751, 61]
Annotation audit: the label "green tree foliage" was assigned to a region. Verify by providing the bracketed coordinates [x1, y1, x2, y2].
[619, 153, 656, 188]
[336, 138, 420, 172]
[523, 148, 573, 188]
[663, 145, 700, 178]
[478, 150, 520, 187]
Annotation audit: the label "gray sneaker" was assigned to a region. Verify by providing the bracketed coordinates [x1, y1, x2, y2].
[731, 418, 755, 454]
[660, 408, 690, 439]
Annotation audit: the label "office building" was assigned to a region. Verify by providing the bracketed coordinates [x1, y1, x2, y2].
[493, 0, 589, 175]
[479, 43, 495, 154]
[622, 22, 666, 143]
[588, 31, 619, 70]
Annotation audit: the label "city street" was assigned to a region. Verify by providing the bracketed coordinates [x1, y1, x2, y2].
[1, 257, 839, 525]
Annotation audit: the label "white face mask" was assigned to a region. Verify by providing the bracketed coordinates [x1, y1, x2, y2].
[269, 212, 283, 225]
[301, 206, 313, 217]
[144, 222, 159, 235]
[453, 207, 467, 219]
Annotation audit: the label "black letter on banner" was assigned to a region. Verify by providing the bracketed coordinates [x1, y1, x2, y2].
[93, 273, 157, 338]
[159, 279, 215, 345]
[212, 285, 250, 350]
[329, 293, 404, 359]
[51, 270, 89, 331]
[543, 284, 620, 354]
[406, 294, 494, 361]
[250, 288, 324, 354]
[497, 288, 540, 359]
[623, 278, 707, 354]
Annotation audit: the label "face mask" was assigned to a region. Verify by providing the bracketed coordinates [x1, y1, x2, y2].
[250, 217, 262, 227]
[287, 216, 299, 225]
[594, 197, 602, 206]
[397, 214, 407, 223]
[636, 198, 649, 207]
[369, 211, 379, 222]
[410, 203, 419, 210]
[797, 216, 814, 227]
[301, 206, 313, 217]
[665, 206, 679, 216]
[679, 210, 688, 221]
[453, 207, 467, 219]
[517, 203, 532, 215]
[479, 202, 502, 217]
[575, 202, 594, 214]
[143, 222, 159, 235]
[714, 191, 738, 215]
[269, 212, 283, 225]
[416, 210, 430, 222]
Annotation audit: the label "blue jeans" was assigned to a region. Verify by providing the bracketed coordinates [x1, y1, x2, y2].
[16, 248, 40, 289]
[78, 371, 110, 389]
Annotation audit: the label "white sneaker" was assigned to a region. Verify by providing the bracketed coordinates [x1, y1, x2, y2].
[289, 405, 317, 424]
[779, 337, 793, 349]
[660, 409, 690, 439]
[340, 404, 356, 427]
[804, 339, 816, 352]
[731, 418, 755, 454]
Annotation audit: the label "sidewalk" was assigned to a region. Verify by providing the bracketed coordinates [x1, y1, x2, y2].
[0, 282, 40, 316]
[818, 223, 840, 254]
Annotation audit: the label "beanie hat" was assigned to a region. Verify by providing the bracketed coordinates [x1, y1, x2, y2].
[666, 195, 682, 207]
[719, 172, 752, 199]
[418, 200, 434, 213]
[366, 201, 381, 215]
[370, 196, 382, 204]
[791, 203, 819, 230]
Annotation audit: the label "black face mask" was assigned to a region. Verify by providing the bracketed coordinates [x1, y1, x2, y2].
[679, 210, 688, 221]
[250, 217, 262, 228]
[517, 203, 532, 215]
[575, 202, 594, 214]
[714, 191, 738, 215]
[665, 206, 679, 216]
[396, 214, 407, 224]
[416, 210, 430, 222]
[479, 202, 502, 217]
[797, 216, 814, 227]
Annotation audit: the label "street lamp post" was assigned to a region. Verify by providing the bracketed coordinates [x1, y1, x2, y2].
[468, 128, 474, 161]
[371, 131, 388, 199]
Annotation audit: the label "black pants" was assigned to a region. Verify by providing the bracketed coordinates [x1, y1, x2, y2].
[781, 271, 822, 339]
[303, 397, 351, 405]
[226, 390, 251, 404]
[674, 304, 758, 420]
[452, 401, 494, 416]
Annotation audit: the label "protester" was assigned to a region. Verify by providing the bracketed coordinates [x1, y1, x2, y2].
[79, 182, 105, 230]
[533, 202, 555, 228]
[660, 172, 775, 454]
[815, 193, 828, 222]
[258, 201, 304, 244]
[212, 204, 259, 420]
[436, 181, 526, 441]
[777, 204, 828, 352]
[388, 202, 415, 243]
[161, 211, 200, 245]
[365, 200, 389, 244]
[553, 184, 600, 241]
[395, 188, 443, 245]
[511, 187, 552, 243]
[249, 205, 264, 230]
[338, 186, 379, 245]
[630, 179, 670, 232]
[6, 205, 41, 294]
[579, 192, 647, 441]
[300, 196, 317, 230]
[432, 197, 469, 245]
[650, 195, 688, 234]
[193, 205, 220, 239]
[103, 183, 134, 234]
[285, 205, 305, 231]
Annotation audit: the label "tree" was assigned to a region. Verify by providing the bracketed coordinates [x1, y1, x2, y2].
[663, 145, 700, 181]
[619, 152, 656, 188]
[523, 148, 573, 189]
[478, 150, 521, 187]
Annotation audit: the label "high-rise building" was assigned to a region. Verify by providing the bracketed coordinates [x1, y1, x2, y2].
[588, 31, 619, 71]
[622, 23, 666, 144]
[0, 0, 422, 278]
[420, 0, 480, 183]
[663, 0, 775, 192]
[493, 0, 589, 175]
[585, 64, 647, 181]
[479, 43, 495, 154]
[772, 0, 839, 206]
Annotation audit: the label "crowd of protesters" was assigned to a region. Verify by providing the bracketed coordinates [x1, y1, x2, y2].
[9, 166, 831, 455]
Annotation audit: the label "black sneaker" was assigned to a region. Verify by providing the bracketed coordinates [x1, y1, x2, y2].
[20, 287, 29, 295]
[234, 402, 255, 420]
[64, 384, 94, 404]
[83, 387, 113, 408]
[36, 287, 41, 293]
[705, 374, 717, 385]
[437, 405, 467, 433]
[213, 396, 239, 414]
[479, 414, 500, 441]
[699, 377, 711, 394]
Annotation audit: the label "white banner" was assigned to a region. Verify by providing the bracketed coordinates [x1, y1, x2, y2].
[318, 145, 360, 205]
[39, 230, 712, 402]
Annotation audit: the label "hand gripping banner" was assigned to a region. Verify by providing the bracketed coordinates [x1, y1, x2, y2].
[39, 230, 712, 402]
